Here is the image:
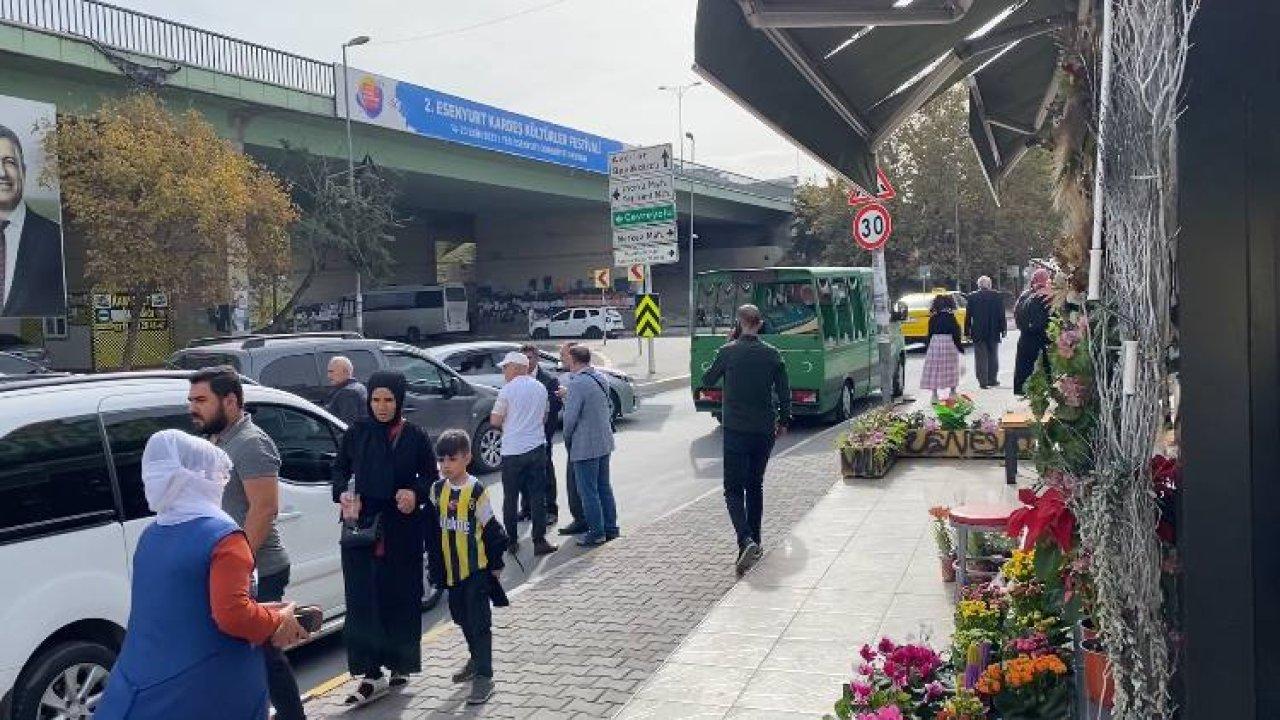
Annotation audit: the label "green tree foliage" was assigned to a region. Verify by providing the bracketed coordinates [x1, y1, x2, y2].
[789, 87, 1058, 296]
[264, 143, 403, 331]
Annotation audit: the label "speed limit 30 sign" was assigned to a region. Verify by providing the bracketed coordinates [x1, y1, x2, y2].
[852, 202, 892, 251]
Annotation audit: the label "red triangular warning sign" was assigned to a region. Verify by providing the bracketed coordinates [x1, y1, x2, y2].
[848, 167, 896, 206]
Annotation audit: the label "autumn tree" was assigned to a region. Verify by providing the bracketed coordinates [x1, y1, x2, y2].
[44, 93, 295, 368]
[262, 142, 400, 332]
[789, 87, 1058, 295]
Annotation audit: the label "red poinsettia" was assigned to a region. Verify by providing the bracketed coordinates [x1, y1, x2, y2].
[1007, 487, 1075, 553]
[1151, 454, 1179, 544]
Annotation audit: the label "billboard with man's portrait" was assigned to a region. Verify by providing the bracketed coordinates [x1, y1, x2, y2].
[0, 94, 67, 318]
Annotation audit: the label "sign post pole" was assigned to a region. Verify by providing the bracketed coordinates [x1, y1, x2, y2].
[645, 265, 655, 375]
[872, 250, 894, 406]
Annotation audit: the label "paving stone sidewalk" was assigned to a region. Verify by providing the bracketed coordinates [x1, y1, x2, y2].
[305, 424, 849, 720]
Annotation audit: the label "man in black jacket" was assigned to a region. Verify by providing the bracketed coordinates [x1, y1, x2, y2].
[1013, 269, 1053, 395]
[0, 125, 66, 318]
[702, 304, 791, 576]
[964, 276, 1008, 388]
[323, 356, 368, 425]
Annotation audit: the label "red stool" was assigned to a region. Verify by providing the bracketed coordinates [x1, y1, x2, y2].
[948, 503, 1022, 586]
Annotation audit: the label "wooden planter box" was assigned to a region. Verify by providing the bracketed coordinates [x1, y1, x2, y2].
[899, 429, 1006, 459]
[840, 446, 897, 478]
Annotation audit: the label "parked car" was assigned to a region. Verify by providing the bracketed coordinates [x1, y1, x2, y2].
[896, 290, 969, 345]
[425, 341, 638, 422]
[0, 351, 52, 377]
[167, 332, 503, 473]
[0, 372, 348, 720]
[529, 306, 624, 339]
[0, 334, 49, 367]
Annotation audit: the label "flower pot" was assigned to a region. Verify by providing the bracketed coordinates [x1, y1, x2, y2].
[940, 554, 957, 582]
[1081, 639, 1116, 708]
[839, 446, 896, 478]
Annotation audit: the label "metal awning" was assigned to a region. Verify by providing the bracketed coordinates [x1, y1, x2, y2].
[694, 0, 1081, 197]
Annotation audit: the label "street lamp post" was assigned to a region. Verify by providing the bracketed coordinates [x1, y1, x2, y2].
[685, 131, 697, 338]
[342, 35, 370, 335]
[658, 81, 701, 334]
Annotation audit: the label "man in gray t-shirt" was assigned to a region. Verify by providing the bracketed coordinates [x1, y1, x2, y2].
[188, 367, 304, 720]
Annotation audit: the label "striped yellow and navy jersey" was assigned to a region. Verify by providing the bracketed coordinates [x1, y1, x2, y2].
[426, 475, 506, 588]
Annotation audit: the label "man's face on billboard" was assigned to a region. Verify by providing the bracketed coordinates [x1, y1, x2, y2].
[0, 137, 24, 214]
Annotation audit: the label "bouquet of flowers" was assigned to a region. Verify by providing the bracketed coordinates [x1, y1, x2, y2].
[827, 638, 948, 720]
[935, 689, 987, 720]
[932, 394, 976, 430]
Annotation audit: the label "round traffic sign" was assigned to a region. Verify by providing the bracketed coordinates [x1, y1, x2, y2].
[852, 202, 892, 251]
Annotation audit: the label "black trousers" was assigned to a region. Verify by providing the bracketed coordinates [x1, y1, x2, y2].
[502, 446, 548, 541]
[523, 428, 561, 516]
[722, 429, 775, 549]
[1014, 332, 1050, 394]
[447, 573, 493, 678]
[563, 438, 583, 524]
[257, 568, 305, 720]
[973, 337, 1000, 386]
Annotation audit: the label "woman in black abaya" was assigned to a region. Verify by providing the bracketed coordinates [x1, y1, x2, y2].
[332, 371, 437, 705]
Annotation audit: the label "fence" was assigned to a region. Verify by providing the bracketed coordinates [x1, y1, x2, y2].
[0, 0, 333, 95]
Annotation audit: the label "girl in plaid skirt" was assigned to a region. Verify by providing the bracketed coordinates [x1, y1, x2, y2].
[920, 294, 965, 401]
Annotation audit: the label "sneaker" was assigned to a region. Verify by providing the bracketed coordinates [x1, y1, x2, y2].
[344, 676, 389, 706]
[558, 521, 589, 536]
[389, 673, 410, 688]
[533, 539, 559, 556]
[735, 540, 762, 576]
[605, 530, 621, 541]
[468, 676, 495, 705]
[577, 534, 606, 547]
[451, 659, 476, 684]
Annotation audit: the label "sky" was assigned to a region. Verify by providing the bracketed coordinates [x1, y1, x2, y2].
[114, 0, 829, 183]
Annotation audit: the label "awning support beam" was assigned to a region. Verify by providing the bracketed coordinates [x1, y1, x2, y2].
[738, 0, 973, 28]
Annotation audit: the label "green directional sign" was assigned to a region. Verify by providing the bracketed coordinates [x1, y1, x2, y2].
[612, 204, 676, 228]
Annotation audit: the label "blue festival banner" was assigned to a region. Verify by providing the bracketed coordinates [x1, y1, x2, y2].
[341, 67, 623, 174]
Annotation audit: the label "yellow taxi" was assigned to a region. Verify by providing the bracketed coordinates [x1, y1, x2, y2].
[896, 289, 968, 344]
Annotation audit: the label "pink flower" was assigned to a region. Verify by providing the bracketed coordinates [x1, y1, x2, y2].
[878, 637, 897, 654]
[925, 681, 946, 700]
[1056, 328, 1080, 358]
[1057, 375, 1089, 407]
[851, 681, 872, 700]
[977, 414, 999, 433]
[859, 644, 876, 662]
[923, 417, 941, 432]
[857, 663, 874, 676]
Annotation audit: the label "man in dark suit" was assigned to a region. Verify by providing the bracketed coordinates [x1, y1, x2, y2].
[964, 275, 1008, 388]
[0, 124, 66, 318]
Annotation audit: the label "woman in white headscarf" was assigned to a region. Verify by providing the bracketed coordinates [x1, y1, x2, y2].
[94, 430, 309, 720]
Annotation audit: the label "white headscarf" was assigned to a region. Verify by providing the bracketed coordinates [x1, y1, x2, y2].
[141, 429, 235, 526]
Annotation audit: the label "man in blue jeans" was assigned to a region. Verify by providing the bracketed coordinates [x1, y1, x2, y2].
[702, 304, 792, 576]
[561, 344, 618, 547]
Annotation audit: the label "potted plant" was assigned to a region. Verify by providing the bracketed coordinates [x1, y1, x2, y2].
[1080, 637, 1115, 709]
[935, 689, 987, 720]
[825, 638, 949, 720]
[929, 506, 957, 582]
[974, 653, 1070, 720]
[838, 409, 908, 478]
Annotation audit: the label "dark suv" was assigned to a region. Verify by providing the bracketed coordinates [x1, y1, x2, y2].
[169, 332, 503, 473]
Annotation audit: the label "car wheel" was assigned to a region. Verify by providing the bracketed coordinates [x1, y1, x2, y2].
[893, 353, 906, 398]
[532, 328, 549, 340]
[13, 641, 115, 720]
[406, 327, 421, 343]
[583, 326, 604, 340]
[472, 421, 503, 474]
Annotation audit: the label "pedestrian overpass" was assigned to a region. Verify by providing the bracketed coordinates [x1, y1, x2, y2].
[0, 0, 794, 365]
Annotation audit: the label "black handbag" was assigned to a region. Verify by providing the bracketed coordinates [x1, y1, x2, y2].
[339, 512, 383, 549]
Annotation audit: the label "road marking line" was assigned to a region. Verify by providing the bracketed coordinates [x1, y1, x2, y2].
[302, 613, 457, 701]
[304, 417, 852, 703]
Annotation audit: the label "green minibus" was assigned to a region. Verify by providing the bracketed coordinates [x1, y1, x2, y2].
[690, 267, 906, 422]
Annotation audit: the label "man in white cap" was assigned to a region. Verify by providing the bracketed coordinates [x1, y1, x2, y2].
[491, 351, 557, 556]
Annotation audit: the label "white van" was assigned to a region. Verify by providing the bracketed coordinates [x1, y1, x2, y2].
[345, 284, 470, 342]
[0, 373, 347, 720]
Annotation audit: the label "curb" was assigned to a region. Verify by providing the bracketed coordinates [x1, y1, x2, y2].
[633, 374, 691, 397]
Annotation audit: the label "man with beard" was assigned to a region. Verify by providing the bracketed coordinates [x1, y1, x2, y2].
[188, 366, 306, 720]
[0, 124, 65, 318]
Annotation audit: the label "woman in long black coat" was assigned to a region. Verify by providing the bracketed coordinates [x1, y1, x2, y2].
[332, 371, 436, 705]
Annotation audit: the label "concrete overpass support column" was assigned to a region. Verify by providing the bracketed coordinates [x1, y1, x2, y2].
[226, 112, 253, 332]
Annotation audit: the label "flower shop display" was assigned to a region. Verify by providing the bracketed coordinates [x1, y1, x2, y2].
[975, 654, 1070, 720]
[897, 402, 1030, 460]
[825, 639, 948, 720]
[838, 408, 909, 478]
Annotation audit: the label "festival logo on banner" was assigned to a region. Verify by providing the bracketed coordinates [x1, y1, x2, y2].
[356, 75, 384, 119]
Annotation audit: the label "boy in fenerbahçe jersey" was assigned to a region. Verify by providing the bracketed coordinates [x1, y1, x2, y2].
[425, 430, 509, 705]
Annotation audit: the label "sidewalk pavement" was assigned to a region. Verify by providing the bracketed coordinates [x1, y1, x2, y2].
[304, 418, 849, 720]
[617, 458, 1024, 720]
